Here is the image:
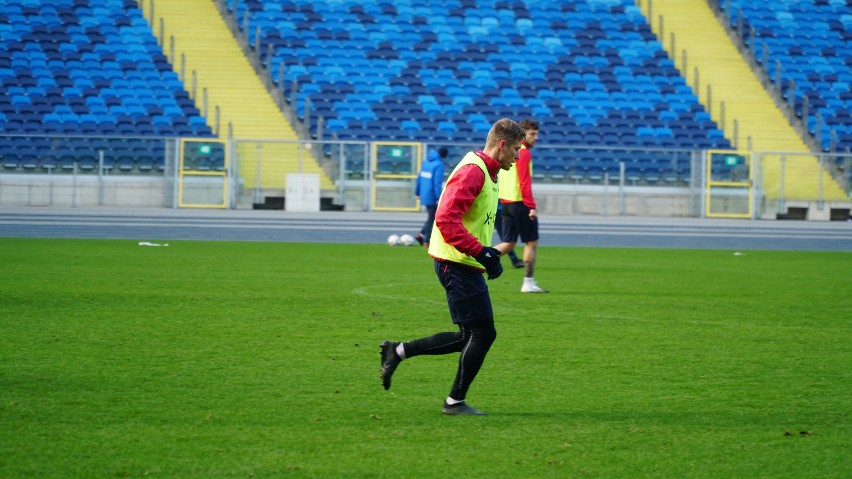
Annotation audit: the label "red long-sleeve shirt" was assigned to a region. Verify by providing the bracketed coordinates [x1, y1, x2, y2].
[500, 140, 537, 209]
[433, 150, 501, 259]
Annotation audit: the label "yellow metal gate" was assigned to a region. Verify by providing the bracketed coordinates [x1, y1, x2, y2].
[705, 150, 753, 219]
[178, 139, 228, 208]
[371, 142, 421, 211]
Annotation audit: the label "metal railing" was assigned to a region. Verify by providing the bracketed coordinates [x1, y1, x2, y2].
[0, 135, 180, 208]
[705, 0, 846, 154]
[140, 0, 223, 137]
[3, 139, 849, 213]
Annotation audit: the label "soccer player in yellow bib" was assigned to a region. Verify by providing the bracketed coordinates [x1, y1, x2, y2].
[380, 118, 525, 415]
[496, 118, 549, 293]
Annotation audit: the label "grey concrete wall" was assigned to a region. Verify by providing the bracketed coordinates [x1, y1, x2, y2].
[0, 175, 167, 208]
[4, 175, 847, 220]
[333, 181, 700, 217]
[535, 184, 697, 217]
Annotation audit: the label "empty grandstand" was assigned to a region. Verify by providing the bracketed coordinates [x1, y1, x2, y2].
[0, 0, 849, 219]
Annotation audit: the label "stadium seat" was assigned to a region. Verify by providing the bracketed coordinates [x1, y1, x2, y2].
[724, 0, 852, 150]
[233, 0, 722, 157]
[0, 0, 206, 161]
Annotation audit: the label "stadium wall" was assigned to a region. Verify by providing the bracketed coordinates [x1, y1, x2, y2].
[0, 176, 168, 208]
[3, 174, 850, 220]
[0, 173, 695, 216]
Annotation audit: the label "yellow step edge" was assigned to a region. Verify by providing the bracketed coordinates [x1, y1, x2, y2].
[144, 1, 334, 191]
[644, 0, 846, 200]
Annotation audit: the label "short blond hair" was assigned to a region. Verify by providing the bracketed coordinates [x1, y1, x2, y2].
[485, 118, 525, 149]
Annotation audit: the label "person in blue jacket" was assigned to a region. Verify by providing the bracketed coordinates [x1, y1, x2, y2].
[414, 146, 447, 247]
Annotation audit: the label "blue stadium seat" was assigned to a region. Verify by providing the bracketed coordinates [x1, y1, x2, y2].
[724, 0, 852, 150]
[0, 0, 205, 143]
[238, 0, 721, 153]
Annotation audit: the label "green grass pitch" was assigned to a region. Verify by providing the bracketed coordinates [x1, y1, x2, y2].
[1, 238, 850, 478]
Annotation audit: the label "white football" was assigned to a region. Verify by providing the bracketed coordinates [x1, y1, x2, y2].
[400, 234, 416, 246]
[387, 234, 401, 246]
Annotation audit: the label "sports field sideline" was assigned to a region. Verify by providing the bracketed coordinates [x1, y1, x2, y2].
[1, 206, 850, 251]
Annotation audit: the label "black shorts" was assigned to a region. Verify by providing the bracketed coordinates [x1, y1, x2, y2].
[434, 259, 493, 325]
[500, 202, 539, 243]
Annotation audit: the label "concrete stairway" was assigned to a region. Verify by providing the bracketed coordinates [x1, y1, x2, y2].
[142, 0, 333, 192]
[640, 0, 846, 202]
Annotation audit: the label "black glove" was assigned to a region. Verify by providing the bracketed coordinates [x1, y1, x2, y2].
[475, 246, 503, 280]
